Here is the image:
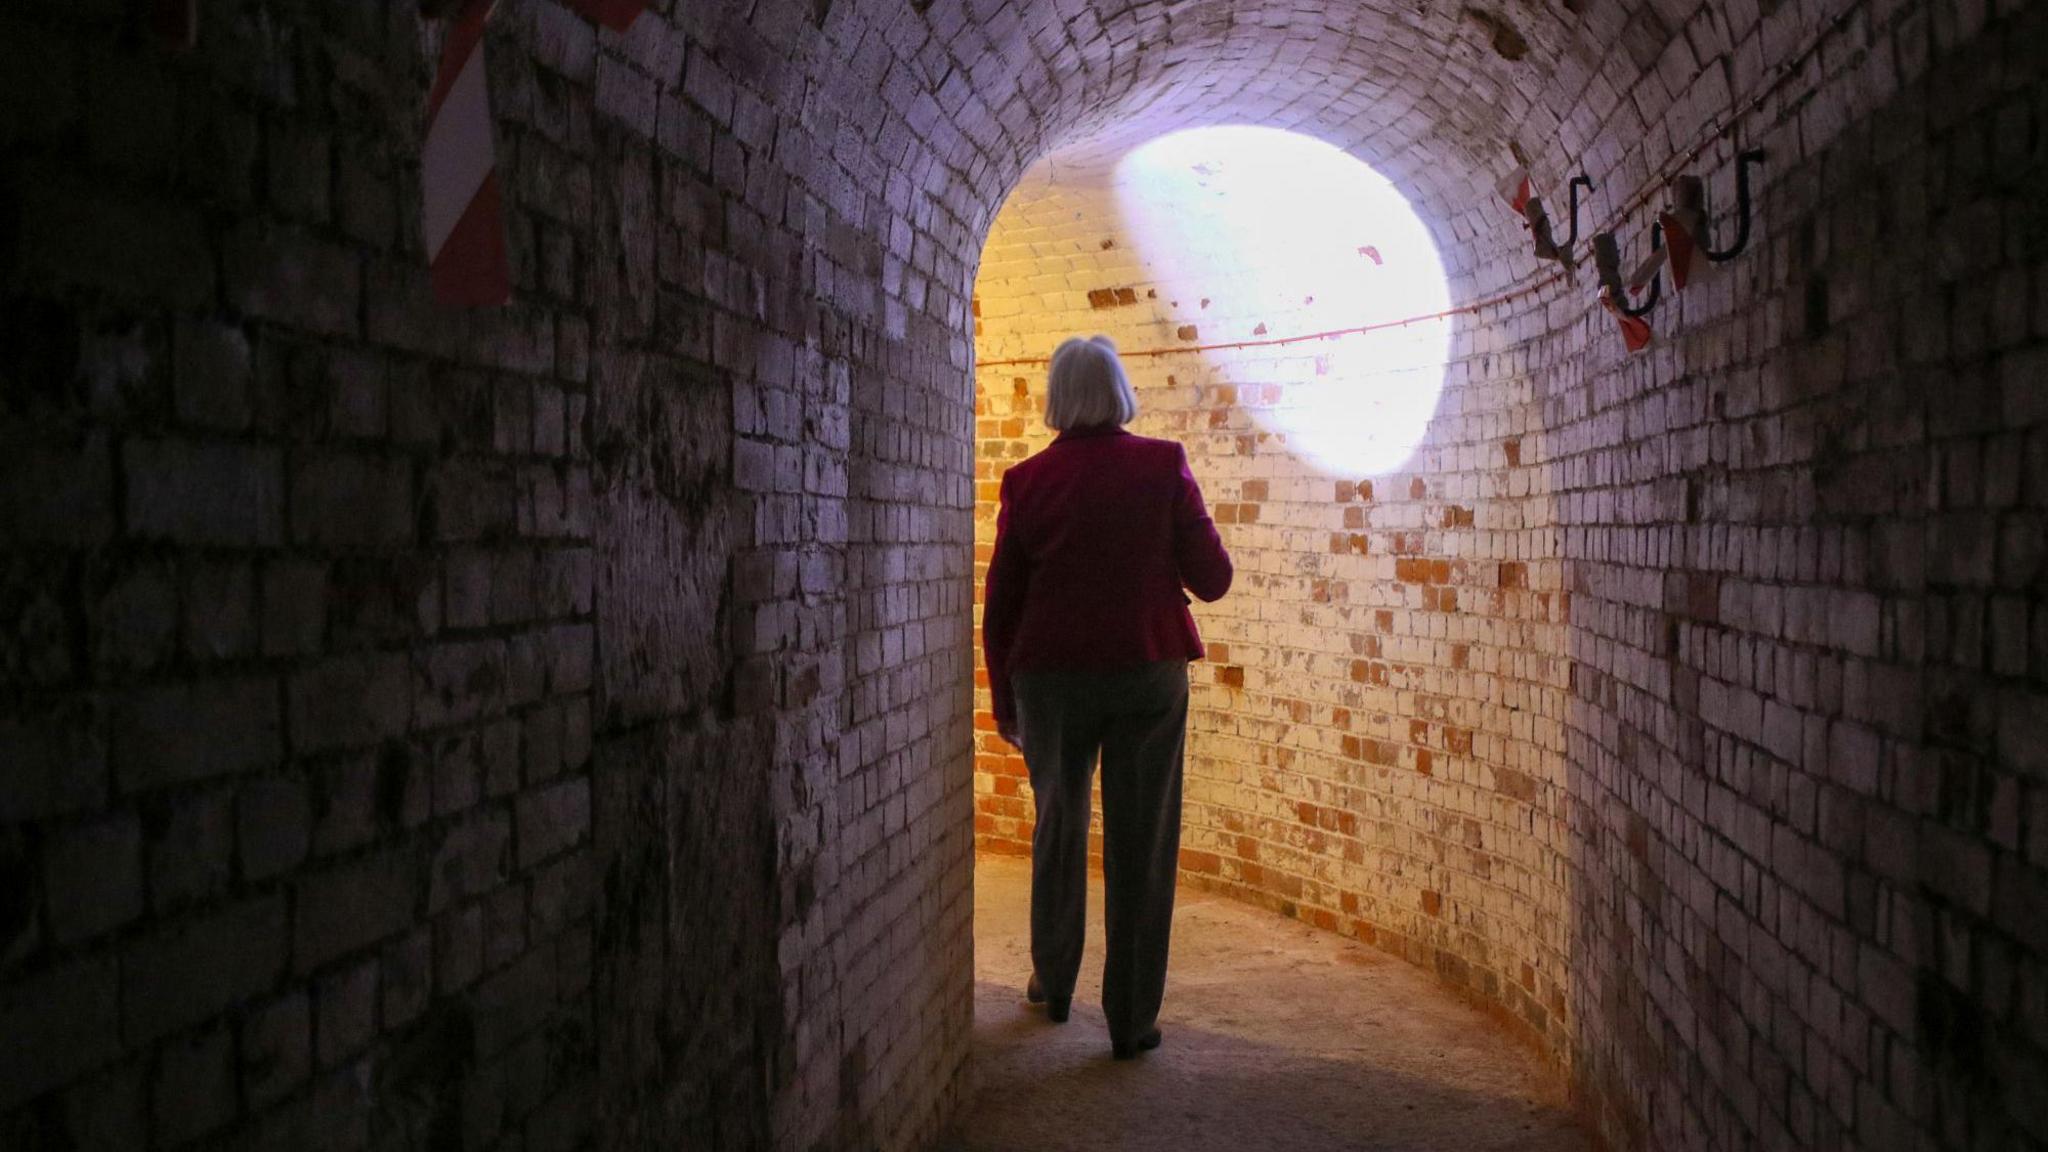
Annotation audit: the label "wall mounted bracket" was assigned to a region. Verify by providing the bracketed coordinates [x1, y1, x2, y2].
[1560, 175, 1595, 250]
[1671, 149, 1767, 262]
[1592, 224, 1662, 318]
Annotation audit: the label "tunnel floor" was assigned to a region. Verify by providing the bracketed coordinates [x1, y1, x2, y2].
[939, 855, 1591, 1152]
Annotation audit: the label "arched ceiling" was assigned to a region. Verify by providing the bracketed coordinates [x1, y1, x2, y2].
[784, 0, 1668, 286]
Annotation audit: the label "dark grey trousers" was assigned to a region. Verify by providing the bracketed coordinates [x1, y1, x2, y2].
[1012, 659, 1189, 1045]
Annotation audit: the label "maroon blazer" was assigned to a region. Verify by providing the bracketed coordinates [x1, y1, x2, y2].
[982, 424, 1233, 729]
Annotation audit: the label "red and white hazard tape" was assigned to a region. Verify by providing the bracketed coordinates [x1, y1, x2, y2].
[1498, 166, 1532, 217]
[419, 0, 648, 306]
[423, 0, 509, 307]
[1600, 290, 1653, 352]
[1659, 207, 1706, 291]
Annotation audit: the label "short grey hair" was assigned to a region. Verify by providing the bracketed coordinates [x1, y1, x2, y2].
[1044, 336, 1138, 430]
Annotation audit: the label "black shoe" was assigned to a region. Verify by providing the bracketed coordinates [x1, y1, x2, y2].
[1111, 1028, 1162, 1060]
[1025, 974, 1070, 1023]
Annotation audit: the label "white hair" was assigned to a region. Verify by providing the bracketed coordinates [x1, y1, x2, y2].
[1044, 336, 1138, 430]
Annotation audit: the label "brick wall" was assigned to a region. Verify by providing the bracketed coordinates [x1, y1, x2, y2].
[0, 2, 977, 1149]
[972, 2, 2048, 1150]
[3, 0, 2045, 1149]
[1540, 2, 2048, 1148]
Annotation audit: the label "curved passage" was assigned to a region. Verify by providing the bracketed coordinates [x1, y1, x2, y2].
[945, 856, 1587, 1151]
[972, 124, 1572, 1066]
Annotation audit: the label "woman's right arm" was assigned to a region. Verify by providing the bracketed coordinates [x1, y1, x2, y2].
[1170, 444, 1233, 602]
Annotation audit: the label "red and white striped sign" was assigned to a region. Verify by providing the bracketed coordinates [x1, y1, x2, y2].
[423, 0, 509, 307]
[568, 0, 647, 31]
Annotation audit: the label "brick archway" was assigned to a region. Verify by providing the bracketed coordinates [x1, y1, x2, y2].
[966, 121, 1572, 1069]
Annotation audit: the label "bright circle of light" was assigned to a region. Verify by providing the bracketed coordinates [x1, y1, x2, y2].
[1111, 126, 1452, 477]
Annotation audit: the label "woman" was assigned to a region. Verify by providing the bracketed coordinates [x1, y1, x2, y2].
[982, 335, 1234, 1060]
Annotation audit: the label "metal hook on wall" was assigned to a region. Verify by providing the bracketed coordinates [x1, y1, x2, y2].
[1560, 175, 1595, 250]
[1592, 224, 1662, 318]
[1528, 174, 1595, 266]
[1525, 196, 1564, 264]
[1671, 149, 1767, 262]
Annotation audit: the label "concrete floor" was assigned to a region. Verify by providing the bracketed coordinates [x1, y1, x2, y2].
[939, 855, 1591, 1152]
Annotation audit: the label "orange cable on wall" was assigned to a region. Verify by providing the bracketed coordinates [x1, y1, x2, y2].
[975, 279, 1562, 369]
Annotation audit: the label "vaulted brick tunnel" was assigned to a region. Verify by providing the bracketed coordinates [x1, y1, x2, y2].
[2, 1, 2045, 1151]
[967, 122, 1575, 1052]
